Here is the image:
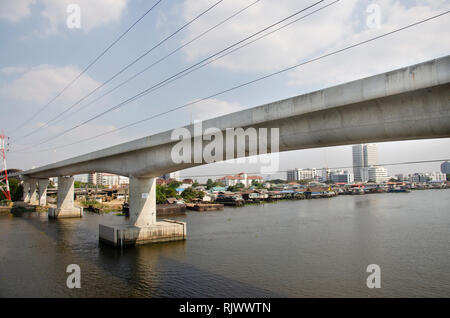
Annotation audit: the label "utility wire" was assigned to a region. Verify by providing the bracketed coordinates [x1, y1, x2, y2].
[10, 10, 449, 154]
[17, 0, 327, 147]
[111, 0, 341, 113]
[53, 0, 262, 126]
[166, 158, 450, 178]
[10, 0, 163, 136]
[15, 0, 225, 141]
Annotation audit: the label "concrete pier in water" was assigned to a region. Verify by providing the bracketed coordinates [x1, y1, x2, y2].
[99, 177, 186, 247]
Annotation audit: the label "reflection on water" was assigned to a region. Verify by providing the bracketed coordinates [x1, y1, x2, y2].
[0, 190, 449, 297]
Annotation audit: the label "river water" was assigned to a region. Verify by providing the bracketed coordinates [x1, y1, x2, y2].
[0, 189, 449, 297]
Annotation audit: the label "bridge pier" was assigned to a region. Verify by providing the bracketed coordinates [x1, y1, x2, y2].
[38, 179, 49, 206]
[99, 177, 186, 247]
[29, 179, 39, 205]
[48, 176, 83, 218]
[22, 180, 30, 203]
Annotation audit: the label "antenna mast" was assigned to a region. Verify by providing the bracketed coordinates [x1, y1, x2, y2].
[0, 132, 11, 201]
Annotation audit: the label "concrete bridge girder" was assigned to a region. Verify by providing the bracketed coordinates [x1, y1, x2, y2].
[23, 84, 450, 179]
[12, 56, 450, 247]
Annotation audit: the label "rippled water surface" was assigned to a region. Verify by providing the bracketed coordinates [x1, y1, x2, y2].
[0, 190, 449, 297]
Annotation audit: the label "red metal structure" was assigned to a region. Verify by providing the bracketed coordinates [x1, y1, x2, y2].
[0, 132, 11, 201]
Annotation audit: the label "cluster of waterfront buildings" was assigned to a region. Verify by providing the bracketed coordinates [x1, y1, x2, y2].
[286, 144, 448, 185]
[55, 144, 448, 191]
[54, 172, 130, 188]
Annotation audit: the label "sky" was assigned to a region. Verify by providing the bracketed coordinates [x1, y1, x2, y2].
[0, 0, 449, 181]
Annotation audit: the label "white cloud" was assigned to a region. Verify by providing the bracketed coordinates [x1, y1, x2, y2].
[0, 65, 29, 75]
[9, 121, 134, 169]
[188, 98, 244, 121]
[180, 0, 358, 73]
[0, 0, 128, 34]
[0, 64, 101, 105]
[288, 0, 450, 88]
[0, 0, 35, 22]
[40, 0, 128, 34]
[179, 0, 450, 87]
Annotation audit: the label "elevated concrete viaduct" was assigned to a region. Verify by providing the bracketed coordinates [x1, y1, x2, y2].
[13, 55, 450, 247]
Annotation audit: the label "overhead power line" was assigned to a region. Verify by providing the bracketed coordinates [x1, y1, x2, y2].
[104, 0, 341, 114]
[17, 0, 328, 147]
[168, 158, 450, 178]
[10, 0, 164, 136]
[10, 10, 449, 154]
[52, 0, 263, 126]
[16, 0, 225, 141]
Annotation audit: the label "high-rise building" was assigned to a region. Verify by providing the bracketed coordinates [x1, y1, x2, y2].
[88, 172, 99, 185]
[352, 145, 364, 182]
[409, 172, 446, 183]
[286, 168, 318, 182]
[88, 172, 129, 187]
[286, 169, 298, 182]
[330, 170, 354, 184]
[368, 167, 388, 183]
[321, 168, 332, 182]
[352, 144, 379, 182]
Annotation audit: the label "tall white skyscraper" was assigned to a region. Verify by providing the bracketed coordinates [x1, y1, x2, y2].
[352, 145, 364, 182]
[352, 144, 379, 182]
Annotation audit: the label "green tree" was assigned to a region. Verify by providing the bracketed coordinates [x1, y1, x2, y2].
[168, 180, 181, 189]
[181, 187, 204, 202]
[206, 179, 225, 189]
[0, 178, 23, 201]
[251, 180, 264, 189]
[180, 187, 195, 202]
[74, 181, 85, 188]
[156, 185, 166, 204]
[164, 186, 178, 198]
[227, 183, 245, 192]
[447, 174, 450, 181]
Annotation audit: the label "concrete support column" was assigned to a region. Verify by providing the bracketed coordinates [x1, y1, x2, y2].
[22, 181, 30, 203]
[38, 179, 49, 206]
[98, 175, 185, 247]
[48, 176, 82, 218]
[129, 177, 156, 227]
[57, 176, 74, 210]
[29, 179, 38, 205]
